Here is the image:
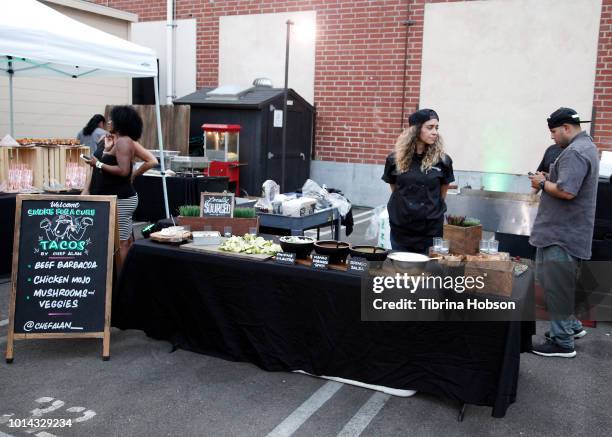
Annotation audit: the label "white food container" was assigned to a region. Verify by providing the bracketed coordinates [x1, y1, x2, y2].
[192, 230, 221, 246]
[282, 197, 317, 217]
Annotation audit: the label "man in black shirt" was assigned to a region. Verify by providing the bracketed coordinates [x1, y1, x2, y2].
[537, 144, 563, 175]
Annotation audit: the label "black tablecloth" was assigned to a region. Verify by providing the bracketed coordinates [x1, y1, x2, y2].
[133, 175, 229, 222]
[113, 240, 534, 417]
[0, 194, 17, 276]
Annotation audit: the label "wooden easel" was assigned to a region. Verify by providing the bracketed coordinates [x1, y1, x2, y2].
[5, 194, 117, 363]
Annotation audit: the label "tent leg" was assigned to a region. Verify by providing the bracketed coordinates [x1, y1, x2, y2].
[8, 62, 14, 137]
[153, 76, 171, 219]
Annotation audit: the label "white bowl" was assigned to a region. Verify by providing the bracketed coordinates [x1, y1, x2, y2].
[387, 252, 430, 272]
[279, 235, 316, 244]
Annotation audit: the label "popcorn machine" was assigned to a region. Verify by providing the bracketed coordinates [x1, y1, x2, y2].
[202, 124, 240, 162]
[201, 124, 242, 196]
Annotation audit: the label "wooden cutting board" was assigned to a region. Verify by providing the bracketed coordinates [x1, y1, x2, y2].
[180, 242, 273, 261]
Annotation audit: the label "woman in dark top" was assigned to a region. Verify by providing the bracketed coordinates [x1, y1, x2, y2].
[382, 109, 454, 253]
[83, 106, 143, 271]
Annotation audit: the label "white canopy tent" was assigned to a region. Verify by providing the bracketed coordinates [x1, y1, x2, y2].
[0, 0, 170, 217]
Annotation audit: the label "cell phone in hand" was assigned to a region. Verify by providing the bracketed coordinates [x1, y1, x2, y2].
[80, 153, 91, 161]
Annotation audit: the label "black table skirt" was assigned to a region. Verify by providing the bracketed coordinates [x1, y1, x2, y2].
[0, 194, 17, 276]
[113, 240, 534, 417]
[133, 175, 229, 222]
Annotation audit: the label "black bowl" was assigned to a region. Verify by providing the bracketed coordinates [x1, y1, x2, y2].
[349, 245, 389, 262]
[313, 240, 350, 264]
[279, 236, 315, 259]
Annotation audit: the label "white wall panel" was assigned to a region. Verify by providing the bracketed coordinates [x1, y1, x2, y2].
[219, 11, 316, 104]
[420, 0, 602, 175]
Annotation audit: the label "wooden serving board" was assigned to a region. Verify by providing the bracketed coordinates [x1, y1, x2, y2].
[294, 257, 348, 271]
[180, 242, 272, 261]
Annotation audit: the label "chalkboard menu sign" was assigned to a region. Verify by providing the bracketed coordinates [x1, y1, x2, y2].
[5, 195, 117, 363]
[348, 257, 369, 275]
[275, 252, 296, 265]
[200, 192, 234, 218]
[312, 254, 330, 270]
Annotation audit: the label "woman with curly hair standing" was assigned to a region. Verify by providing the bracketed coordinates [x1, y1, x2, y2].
[82, 106, 154, 271]
[381, 109, 455, 253]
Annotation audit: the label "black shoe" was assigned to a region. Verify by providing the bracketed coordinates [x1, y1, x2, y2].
[544, 329, 587, 341]
[532, 340, 576, 358]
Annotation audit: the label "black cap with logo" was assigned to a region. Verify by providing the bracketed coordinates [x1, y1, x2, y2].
[547, 107, 591, 129]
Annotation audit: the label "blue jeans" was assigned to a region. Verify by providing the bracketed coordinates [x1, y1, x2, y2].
[535, 245, 583, 349]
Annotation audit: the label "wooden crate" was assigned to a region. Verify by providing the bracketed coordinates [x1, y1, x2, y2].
[0, 146, 44, 189]
[40, 145, 89, 188]
[443, 224, 482, 255]
[464, 255, 514, 297]
[178, 216, 259, 236]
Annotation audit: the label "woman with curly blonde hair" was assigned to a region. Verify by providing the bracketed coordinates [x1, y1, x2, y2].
[381, 109, 454, 253]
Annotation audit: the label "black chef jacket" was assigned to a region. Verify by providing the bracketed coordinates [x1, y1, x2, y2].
[382, 152, 455, 252]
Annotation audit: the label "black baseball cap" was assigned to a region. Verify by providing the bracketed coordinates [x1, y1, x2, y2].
[408, 108, 439, 127]
[547, 107, 591, 129]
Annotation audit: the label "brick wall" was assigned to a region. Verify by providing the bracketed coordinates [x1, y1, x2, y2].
[594, 0, 612, 151]
[96, 0, 612, 159]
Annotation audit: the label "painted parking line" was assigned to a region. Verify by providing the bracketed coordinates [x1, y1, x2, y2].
[266, 381, 343, 437]
[337, 392, 390, 437]
[349, 210, 374, 220]
[0, 319, 8, 327]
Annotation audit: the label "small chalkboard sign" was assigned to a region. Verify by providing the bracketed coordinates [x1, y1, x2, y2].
[200, 192, 234, 218]
[312, 254, 330, 270]
[5, 195, 117, 363]
[275, 252, 296, 265]
[348, 257, 369, 274]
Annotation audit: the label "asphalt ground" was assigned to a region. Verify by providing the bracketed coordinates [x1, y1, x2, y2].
[1, 207, 611, 437]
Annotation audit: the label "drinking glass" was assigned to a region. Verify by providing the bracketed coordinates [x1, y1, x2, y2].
[248, 227, 258, 236]
[479, 239, 490, 254]
[489, 239, 499, 254]
[433, 237, 443, 253]
[440, 239, 450, 254]
[223, 226, 232, 238]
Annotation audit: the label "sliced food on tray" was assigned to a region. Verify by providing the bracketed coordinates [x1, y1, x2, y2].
[218, 234, 281, 255]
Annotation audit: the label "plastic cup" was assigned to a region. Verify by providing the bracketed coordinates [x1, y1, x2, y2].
[223, 226, 232, 237]
[248, 227, 257, 236]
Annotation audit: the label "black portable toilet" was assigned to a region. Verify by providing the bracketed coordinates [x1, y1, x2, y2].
[174, 85, 314, 195]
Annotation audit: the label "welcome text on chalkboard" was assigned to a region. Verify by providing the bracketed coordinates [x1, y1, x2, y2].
[5, 194, 117, 363]
[200, 192, 234, 218]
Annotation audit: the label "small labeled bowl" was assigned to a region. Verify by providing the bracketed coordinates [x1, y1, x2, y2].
[279, 235, 315, 259]
[387, 252, 430, 273]
[349, 245, 389, 262]
[313, 240, 350, 264]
